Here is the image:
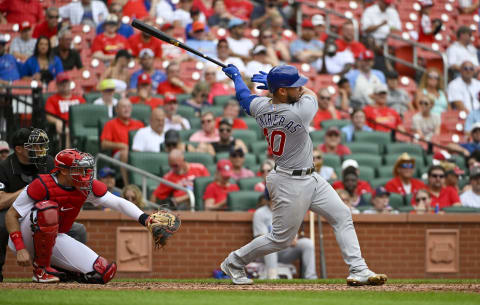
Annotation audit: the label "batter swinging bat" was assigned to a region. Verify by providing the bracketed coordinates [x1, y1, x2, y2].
[131, 19, 227, 68]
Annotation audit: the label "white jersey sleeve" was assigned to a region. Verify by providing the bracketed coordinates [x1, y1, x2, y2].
[11, 187, 35, 219]
[294, 93, 319, 127]
[88, 191, 144, 221]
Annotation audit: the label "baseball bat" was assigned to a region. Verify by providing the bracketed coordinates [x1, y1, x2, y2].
[131, 19, 227, 68]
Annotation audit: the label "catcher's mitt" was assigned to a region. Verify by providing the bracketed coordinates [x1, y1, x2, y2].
[146, 210, 181, 248]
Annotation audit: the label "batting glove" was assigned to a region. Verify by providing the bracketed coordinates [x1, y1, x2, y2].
[251, 71, 268, 90]
[222, 64, 241, 80]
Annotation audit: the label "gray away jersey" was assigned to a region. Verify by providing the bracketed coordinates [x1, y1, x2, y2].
[249, 94, 318, 169]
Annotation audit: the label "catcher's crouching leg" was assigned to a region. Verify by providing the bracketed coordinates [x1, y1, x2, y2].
[80, 256, 117, 284]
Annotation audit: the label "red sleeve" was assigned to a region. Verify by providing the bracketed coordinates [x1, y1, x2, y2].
[394, 110, 402, 127]
[91, 35, 104, 53]
[235, 119, 248, 129]
[332, 181, 343, 190]
[343, 146, 352, 155]
[153, 181, 174, 200]
[384, 178, 396, 193]
[203, 183, 216, 200]
[153, 40, 163, 58]
[231, 184, 240, 191]
[32, 24, 41, 38]
[127, 35, 139, 56]
[363, 107, 375, 129]
[79, 96, 86, 104]
[91, 180, 108, 197]
[26, 178, 48, 201]
[449, 187, 460, 205]
[100, 120, 114, 141]
[45, 96, 58, 116]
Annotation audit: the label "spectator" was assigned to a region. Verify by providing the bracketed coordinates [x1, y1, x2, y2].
[214, 38, 246, 82]
[317, 126, 351, 157]
[10, 21, 36, 62]
[226, 18, 254, 61]
[443, 163, 464, 193]
[190, 111, 220, 143]
[98, 167, 121, 197]
[45, 72, 86, 146]
[33, 7, 60, 40]
[100, 98, 145, 183]
[182, 81, 211, 115]
[122, 184, 146, 209]
[121, 0, 149, 20]
[130, 73, 164, 110]
[152, 0, 176, 24]
[363, 187, 396, 214]
[312, 88, 340, 130]
[0, 0, 43, 24]
[336, 21, 367, 59]
[229, 147, 254, 180]
[250, 0, 286, 29]
[163, 94, 191, 131]
[289, 19, 324, 63]
[129, 48, 166, 93]
[254, 159, 274, 192]
[341, 109, 373, 143]
[132, 108, 166, 152]
[364, 83, 403, 132]
[447, 60, 480, 113]
[467, 150, 480, 169]
[465, 107, 480, 132]
[100, 49, 131, 91]
[52, 28, 83, 71]
[203, 159, 239, 210]
[423, 165, 461, 209]
[92, 14, 130, 63]
[252, 195, 317, 279]
[59, 0, 109, 27]
[160, 129, 197, 153]
[346, 50, 386, 108]
[128, 22, 163, 59]
[412, 93, 441, 140]
[258, 28, 291, 64]
[246, 45, 274, 78]
[333, 166, 369, 207]
[460, 166, 480, 207]
[21, 36, 63, 84]
[157, 62, 193, 95]
[204, 65, 233, 103]
[96, 2, 134, 39]
[416, 67, 449, 115]
[361, 0, 402, 44]
[0, 35, 21, 83]
[211, 118, 248, 154]
[385, 153, 427, 196]
[417, 0, 442, 44]
[313, 148, 337, 181]
[186, 21, 217, 62]
[151, 148, 210, 209]
[335, 77, 353, 111]
[0, 141, 9, 161]
[413, 189, 434, 214]
[311, 14, 327, 41]
[94, 79, 118, 118]
[157, 23, 190, 62]
[449, 122, 480, 156]
[446, 26, 479, 74]
[216, 100, 248, 129]
[172, 0, 206, 28]
[458, 0, 479, 14]
[312, 37, 354, 75]
[208, 0, 234, 28]
[385, 70, 411, 116]
[269, 15, 285, 42]
[224, 0, 254, 21]
[337, 189, 360, 214]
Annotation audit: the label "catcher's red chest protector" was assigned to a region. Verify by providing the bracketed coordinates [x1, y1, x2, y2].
[27, 174, 107, 233]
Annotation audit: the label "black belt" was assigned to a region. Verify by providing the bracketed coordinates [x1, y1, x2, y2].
[274, 165, 315, 176]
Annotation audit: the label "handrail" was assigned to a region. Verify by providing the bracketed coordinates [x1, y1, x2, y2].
[383, 33, 449, 90]
[95, 153, 196, 212]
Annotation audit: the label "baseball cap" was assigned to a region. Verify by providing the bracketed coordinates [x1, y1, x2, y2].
[357, 49, 374, 60]
[0, 34, 8, 43]
[312, 14, 325, 26]
[374, 83, 388, 94]
[229, 147, 244, 158]
[470, 166, 480, 178]
[190, 6, 200, 14]
[164, 129, 180, 145]
[98, 167, 116, 178]
[161, 23, 174, 31]
[301, 19, 314, 29]
[219, 117, 233, 127]
[342, 159, 359, 170]
[471, 122, 480, 132]
[252, 45, 267, 55]
[385, 70, 399, 79]
[19, 21, 32, 31]
[99, 79, 116, 91]
[373, 186, 390, 198]
[105, 14, 119, 25]
[228, 18, 245, 29]
[383, 0, 393, 4]
[326, 126, 340, 136]
[164, 93, 177, 104]
[139, 48, 154, 58]
[137, 73, 152, 86]
[0, 140, 9, 152]
[445, 165, 464, 176]
[192, 21, 205, 32]
[56, 72, 71, 83]
[217, 159, 234, 177]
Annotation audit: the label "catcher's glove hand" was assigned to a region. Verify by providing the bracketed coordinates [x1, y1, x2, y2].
[146, 210, 181, 248]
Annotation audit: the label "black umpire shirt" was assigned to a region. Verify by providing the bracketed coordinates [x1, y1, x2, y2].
[0, 153, 55, 211]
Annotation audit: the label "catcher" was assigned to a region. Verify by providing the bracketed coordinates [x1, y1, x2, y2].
[5, 148, 180, 283]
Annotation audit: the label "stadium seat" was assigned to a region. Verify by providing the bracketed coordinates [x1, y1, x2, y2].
[179, 129, 195, 141]
[250, 141, 268, 157]
[202, 105, 224, 117]
[310, 130, 326, 142]
[128, 152, 168, 190]
[215, 152, 257, 169]
[349, 154, 382, 169]
[238, 177, 263, 191]
[378, 166, 394, 179]
[389, 193, 405, 209]
[131, 104, 151, 123]
[233, 129, 258, 144]
[177, 105, 196, 118]
[84, 91, 101, 104]
[69, 104, 108, 150]
[346, 142, 382, 155]
[320, 119, 351, 130]
[353, 131, 392, 150]
[227, 191, 261, 211]
[442, 206, 480, 213]
[396, 206, 414, 213]
[176, 94, 191, 104]
[370, 177, 391, 189]
[128, 129, 138, 150]
[213, 95, 235, 107]
[184, 152, 215, 166]
[358, 166, 375, 182]
[386, 143, 424, 158]
[189, 117, 201, 129]
[323, 154, 341, 168]
[193, 176, 215, 211]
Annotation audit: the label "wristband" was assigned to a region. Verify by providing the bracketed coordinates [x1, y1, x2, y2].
[138, 213, 149, 227]
[10, 231, 25, 251]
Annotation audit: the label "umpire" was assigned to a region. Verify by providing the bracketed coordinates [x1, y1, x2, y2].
[0, 128, 87, 282]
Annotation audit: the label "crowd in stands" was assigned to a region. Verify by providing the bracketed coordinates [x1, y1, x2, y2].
[1, 0, 480, 213]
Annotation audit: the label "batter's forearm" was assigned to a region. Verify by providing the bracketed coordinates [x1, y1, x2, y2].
[233, 76, 257, 115]
[0, 190, 23, 210]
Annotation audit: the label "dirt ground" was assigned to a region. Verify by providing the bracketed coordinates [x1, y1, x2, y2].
[1, 282, 479, 293]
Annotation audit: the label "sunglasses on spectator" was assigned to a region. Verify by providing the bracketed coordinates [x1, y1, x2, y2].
[427, 73, 439, 79]
[419, 100, 430, 106]
[219, 128, 231, 132]
[166, 143, 177, 148]
[319, 96, 330, 100]
[48, 14, 59, 19]
[0, 149, 9, 154]
[231, 153, 244, 158]
[262, 35, 273, 38]
[463, 66, 475, 71]
[313, 155, 322, 160]
[201, 119, 213, 124]
[201, 93, 209, 98]
[415, 196, 428, 203]
[430, 174, 445, 179]
[262, 168, 271, 173]
[400, 163, 414, 169]
[205, 72, 216, 75]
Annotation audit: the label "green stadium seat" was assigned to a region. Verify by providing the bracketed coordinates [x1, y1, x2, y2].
[216, 152, 257, 169]
[396, 206, 414, 213]
[202, 106, 224, 117]
[389, 193, 405, 209]
[378, 166, 394, 178]
[193, 176, 214, 211]
[233, 129, 257, 145]
[323, 154, 341, 168]
[310, 130, 326, 142]
[362, 193, 372, 205]
[213, 95, 235, 107]
[357, 205, 373, 212]
[189, 117, 201, 129]
[238, 177, 263, 191]
[358, 166, 375, 182]
[175, 94, 191, 104]
[346, 142, 382, 155]
[227, 191, 261, 211]
[179, 129, 196, 141]
[370, 177, 391, 189]
[131, 104, 151, 123]
[442, 206, 480, 213]
[258, 154, 267, 166]
[128, 152, 168, 191]
[320, 119, 351, 130]
[386, 143, 425, 158]
[349, 154, 382, 169]
[184, 152, 214, 165]
[128, 129, 139, 150]
[250, 141, 268, 156]
[353, 131, 391, 153]
[177, 105, 196, 119]
[83, 91, 102, 104]
[69, 104, 109, 150]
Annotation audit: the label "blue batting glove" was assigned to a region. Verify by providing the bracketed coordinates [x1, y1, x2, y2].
[251, 71, 268, 90]
[222, 64, 241, 80]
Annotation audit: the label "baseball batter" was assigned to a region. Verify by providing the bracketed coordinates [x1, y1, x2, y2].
[220, 64, 387, 286]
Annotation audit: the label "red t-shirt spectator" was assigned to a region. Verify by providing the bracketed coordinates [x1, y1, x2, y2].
[312, 110, 341, 129]
[100, 117, 144, 154]
[153, 163, 210, 200]
[0, 0, 44, 24]
[156, 81, 186, 95]
[317, 143, 351, 157]
[335, 39, 367, 58]
[427, 186, 460, 209]
[215, 117, 248, 129]
[363, 105, 402, 132]
[128, 33, 163, 58]
[203, 181, 240, 209]
[122, 0, 149, 19]
[385, 177, 426, 196]
[129, 96, 164, 110]
[194, 0, 214, 18]
[332, 180, 373, 195]
[207, 83, 233, 104]
[33, 21, 57, 39]
[224, 0, 254, 21]
[45, 94, 85, 123]
[92, 33, 130, 56]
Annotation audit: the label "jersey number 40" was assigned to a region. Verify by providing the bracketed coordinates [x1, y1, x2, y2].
[264, 128, 286, 156]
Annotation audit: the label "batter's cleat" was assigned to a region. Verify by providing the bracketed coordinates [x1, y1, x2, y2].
[32, 264, 61, 283]
[220, 258, 253, 285]
[346, 269, 387, 286]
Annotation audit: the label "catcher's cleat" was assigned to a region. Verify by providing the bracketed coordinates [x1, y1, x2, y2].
[346, 269, 387, 286]
[32, 264, 61, 283]
[220, 257, 253, 285]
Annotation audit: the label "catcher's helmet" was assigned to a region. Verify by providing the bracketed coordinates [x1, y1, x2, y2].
[267, 65, 308, 93]
[55, 149, 95, 194]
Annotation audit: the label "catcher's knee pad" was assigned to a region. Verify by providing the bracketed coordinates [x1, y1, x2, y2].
[84, 256, 117, 284]
[31, 200, 59, 267]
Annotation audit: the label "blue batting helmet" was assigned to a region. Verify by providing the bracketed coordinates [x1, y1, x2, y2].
[267, 65, 308, 93]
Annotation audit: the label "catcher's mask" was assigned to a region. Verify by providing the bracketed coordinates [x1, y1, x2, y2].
[55, 149, 95, 195]
[24, 128, 49, 167]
